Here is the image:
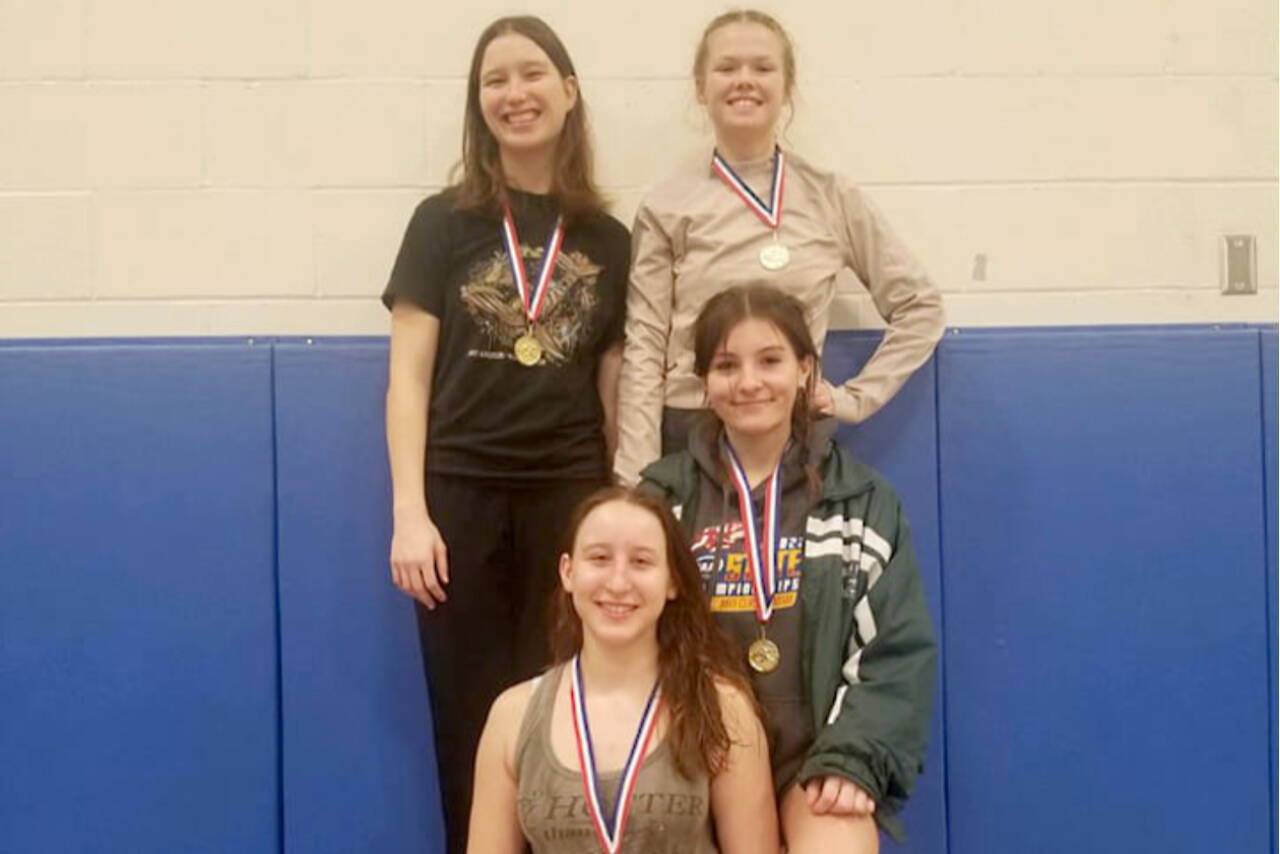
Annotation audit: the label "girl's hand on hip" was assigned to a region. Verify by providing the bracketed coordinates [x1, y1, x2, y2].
[811, 380, 837, 416]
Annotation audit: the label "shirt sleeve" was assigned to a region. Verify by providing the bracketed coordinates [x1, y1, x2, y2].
[797, 494, 937, 842]
[614, 201, 675, 485]
[381, 197, 451, 318]
[830, 183, 945, 423]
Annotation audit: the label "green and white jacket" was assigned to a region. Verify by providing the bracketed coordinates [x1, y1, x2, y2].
[641, 432, 937, 840]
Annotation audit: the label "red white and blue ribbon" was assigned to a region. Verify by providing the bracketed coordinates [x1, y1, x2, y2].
[500, 205, 564, 324]
[711, 147, 786, 230]
[722, 438, 785, 625]
[569, 655, 662, 854]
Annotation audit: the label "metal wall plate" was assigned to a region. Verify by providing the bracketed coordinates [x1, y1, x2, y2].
[1221, 235, 1258, 295]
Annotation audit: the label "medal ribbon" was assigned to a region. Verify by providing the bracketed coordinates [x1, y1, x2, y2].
[500, 205, 564, 324]
[711, 146, 786, 230]
[569, 655, 662, 854]
[722, 438, 785, 625]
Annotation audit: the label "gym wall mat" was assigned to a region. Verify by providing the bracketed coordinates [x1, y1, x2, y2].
[0, 343, 279, 853]
[2, 327, 1275, 854]
[273, 340, 444, 853]
[825, 332, 948, 854]
[938, 328, 1272, 854]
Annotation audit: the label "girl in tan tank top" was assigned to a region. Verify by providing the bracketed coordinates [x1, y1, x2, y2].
[467, 487, 779, 854]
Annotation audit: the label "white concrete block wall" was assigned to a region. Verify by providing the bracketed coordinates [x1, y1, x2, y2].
[0, 0, 1275, 336]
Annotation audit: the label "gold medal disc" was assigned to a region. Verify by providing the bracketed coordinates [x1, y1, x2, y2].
[747, 637, 781, 673]
[513, 333, 542, 366]
[759, 243, 790, 271]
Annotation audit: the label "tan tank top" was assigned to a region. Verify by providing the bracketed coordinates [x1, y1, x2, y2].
[515, 663, 720, 854]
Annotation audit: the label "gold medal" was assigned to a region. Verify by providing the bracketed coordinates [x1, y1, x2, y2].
[500, 206, 563, 366]
[747, 636, 781, 674]
[513, 333, 542, 367]
[759, 242, 790, 271]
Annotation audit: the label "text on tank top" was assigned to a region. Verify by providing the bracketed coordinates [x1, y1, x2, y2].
[514, 662, 720, 854]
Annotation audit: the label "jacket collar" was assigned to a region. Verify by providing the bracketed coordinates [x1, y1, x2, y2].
[643, 415, 878, 503]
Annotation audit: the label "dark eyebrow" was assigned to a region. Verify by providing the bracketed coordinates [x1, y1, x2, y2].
[482, 58, 549, 78]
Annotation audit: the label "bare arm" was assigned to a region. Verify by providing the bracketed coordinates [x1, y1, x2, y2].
[386, 300, 449, 608]
[466, 684, 530, 854]
[597, 343, 623, 468]
[711, 683, 781, 854]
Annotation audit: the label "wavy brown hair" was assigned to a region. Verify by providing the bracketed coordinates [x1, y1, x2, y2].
[550, 486, 755, 780]
[692, 284, 823, 494]
[451, 16, 606, 221]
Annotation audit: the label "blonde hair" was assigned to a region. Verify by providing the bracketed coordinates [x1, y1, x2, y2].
[692, 9, 797, 99]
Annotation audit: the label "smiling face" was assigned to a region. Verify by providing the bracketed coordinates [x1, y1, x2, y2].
[478, 32, 578, 160]
[559, 499, 677, 650]
[696, 21, 790, 147]
[705, 316, 813, 443]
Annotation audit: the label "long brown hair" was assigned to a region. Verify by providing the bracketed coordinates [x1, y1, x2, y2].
[693, 284, 820, 441]
[692, 285, 823, 494]
[452, 16, 605, 221]
[550, 486, 754, 780]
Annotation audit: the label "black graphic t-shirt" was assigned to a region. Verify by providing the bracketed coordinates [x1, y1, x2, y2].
[383, 189, 629, 481]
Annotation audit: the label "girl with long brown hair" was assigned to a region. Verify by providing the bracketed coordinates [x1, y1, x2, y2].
[642, 285, 937, 853]
[382, 16, 630, 853]
[468, 487, 778, 853]
[614, 9, 945, 484]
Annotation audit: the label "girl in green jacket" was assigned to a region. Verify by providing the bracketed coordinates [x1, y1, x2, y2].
[641, 285, 937, 853]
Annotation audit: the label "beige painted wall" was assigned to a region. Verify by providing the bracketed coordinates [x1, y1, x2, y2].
[1, 0, 1276, 336]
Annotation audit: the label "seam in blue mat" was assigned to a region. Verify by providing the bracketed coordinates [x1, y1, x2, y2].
[268, 342, 286, 854]
[1257, 331, 1278, 854]
[932, 346, 953, 854]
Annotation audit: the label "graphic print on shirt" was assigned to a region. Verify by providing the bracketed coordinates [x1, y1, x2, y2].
[689, 521, 802, 613]
[518, 786, 709, 847]
[459, 244, 603, 365]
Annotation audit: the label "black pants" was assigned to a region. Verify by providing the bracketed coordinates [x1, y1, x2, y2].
[417, 473, 602, 854]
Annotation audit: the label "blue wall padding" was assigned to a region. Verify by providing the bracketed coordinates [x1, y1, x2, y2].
[272, 341, 445, 854]
[0, 344, 279, 853]
[1262, 330, 1278, 854]
[824, 332, 947, 854]
[937, 329, 1272, 854]
[3, 328, 1276, 854]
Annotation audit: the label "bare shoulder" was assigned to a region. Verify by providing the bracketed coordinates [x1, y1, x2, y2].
[482, 676, 540, 759]
[713, 678, 765, 741]
[489, 677, 538, 728]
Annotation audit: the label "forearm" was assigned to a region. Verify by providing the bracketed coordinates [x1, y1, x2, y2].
[834, 183, 946, 423]
[830, 284, 945, 423]
[614, 203, 675, 485]
[386, 377, 429, 515]
[801, 535, 936, 808]
[614, 341, 666, 485]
